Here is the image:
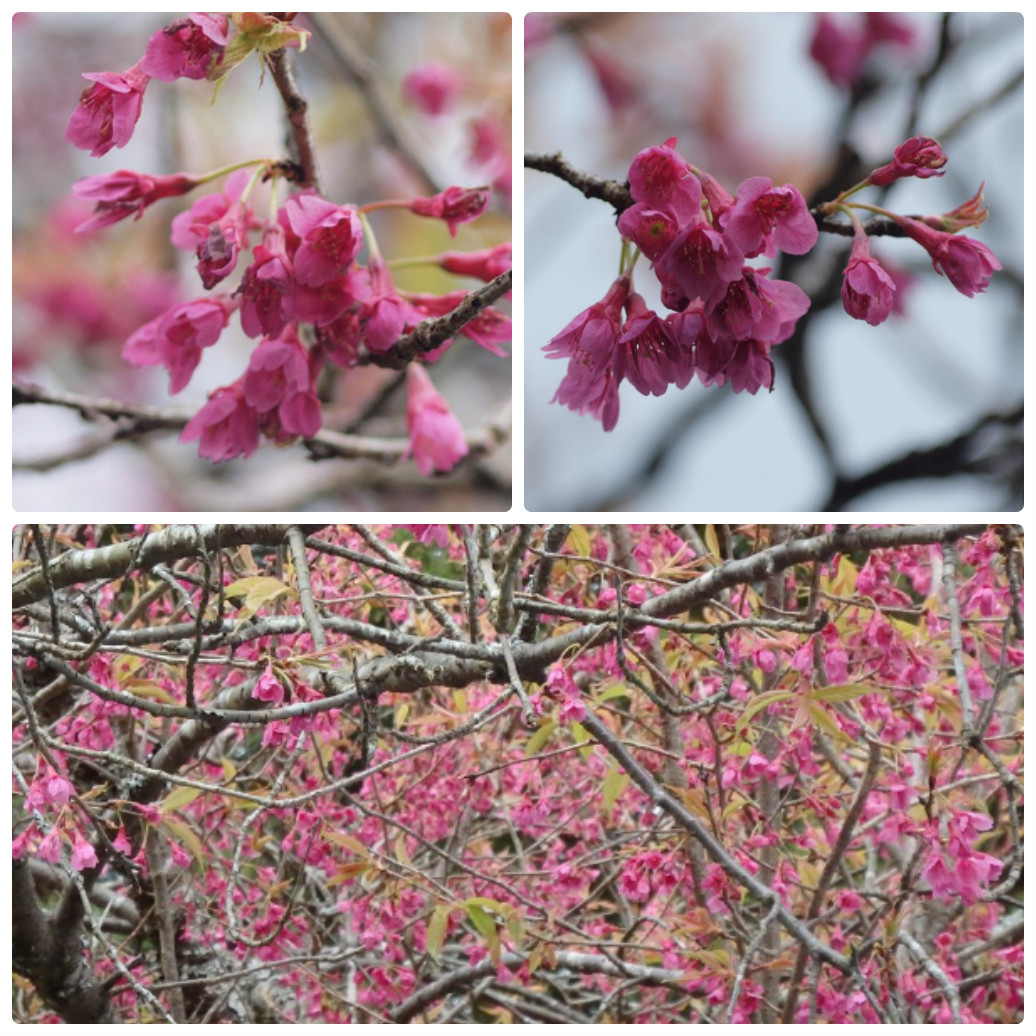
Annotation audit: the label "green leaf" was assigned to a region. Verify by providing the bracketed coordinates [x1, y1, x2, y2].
[524, 719, 557, 757]
[465, 901, 496, 938]
[810, 683, 875, 704]
[223, 576, 294, 622]
[566, 525, 591, 557]
[595, 683, 630, 704]
[160, 785, 203, 815]
[570, 721, 593, 761]
[804, 700, 851, 743]
[160, 817, 205, 868]
[602, 766, 630, 812]
[426, 905, 451, 961]
[736, 690, 795, 732]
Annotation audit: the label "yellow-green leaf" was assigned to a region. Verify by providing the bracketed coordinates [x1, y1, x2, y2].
[804, 700, 850, 743]
[322, 828, 370, 857]
[566, 525, 591, 558]
[570, 721, 593, 761]
[161, 817, 205, 868]
[223, 576, 295, 621]
[810, 683, 875, 704]
[465, 901, 496, 938]
[602, 766, 630, 812]
[160, 785, 203, 815]
[426, 904, 451, 961]
[525, 719, 557, 757]
[736, 690, 795, 732]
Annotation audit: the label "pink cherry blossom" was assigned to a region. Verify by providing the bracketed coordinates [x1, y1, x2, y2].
[405, 364, 469, 475]
[809, 14, 869, 88]
[285, 194, 363, 287]
[654, 217, 744, 309]
[410, 186, 491, 237]
[180, 381, 261, 462]
[36, 827, 63, 863]
[403, 61, 463, 116]
[66, 61, 150, 157]
[437, 243, 512, 282]
[239, 227, 295, 339]
[617, 204, 680, 262]
[615, 291, 688, 396]
[123, 296, 235, 393]
[142, 13, 229, 81]
[70, 836, 99, 872]
[45, 775, 73, 807]
[360, 258, 411, 353]
[253, 664, 285, 704]
[196, 201, 251, 288]
[721, 176, 818, 258]
[627, 138, 701, 222]
[243, 332, 312, 413]
[867, 136, 948, 188]
[896, 217, 1002, 297]
[841, 229, 896, 325]
[72, 170, 199, 232]
[170, 169, 254, 251]
[543, 276, 629, 431]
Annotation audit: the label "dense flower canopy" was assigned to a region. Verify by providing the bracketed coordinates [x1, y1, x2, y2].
[11, 524, 1023, 1023]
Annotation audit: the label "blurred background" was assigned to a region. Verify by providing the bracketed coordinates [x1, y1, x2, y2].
[13, 13, 511, 511]
[525, 12, 1022, 511]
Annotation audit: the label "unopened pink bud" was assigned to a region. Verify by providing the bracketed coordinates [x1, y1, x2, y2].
[867, 136, 947, 187]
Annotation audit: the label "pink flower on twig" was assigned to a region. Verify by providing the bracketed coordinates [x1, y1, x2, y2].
[405, 364, 469, 475]
[66, 61, 150, 157]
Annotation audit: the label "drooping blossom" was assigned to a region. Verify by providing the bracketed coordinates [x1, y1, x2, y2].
[405, 363, 469, 475]
[284, 194, 363, 286]
[70, 836, 99, 872]
[243, 330, 312, 413]
[36, 827, 63, 864]
[653, 216, 745, 309]
[66, 61, 150, 157]
[809, 14, 870, 89]
[194, 200, 252, 288]
[615, 291, 689, 396]
[409, 186, 490, 237]
[437, 243, 512, 282]
[142, 13, 229, 81]
[578, 39, 637, 113]
[72, 170, 199, 232]
[721, 176, 818, 258]
[543, 276, 629, 431]
[866, 136, 948, 188]
[895, 216, 1002, 297]
[253, 663, 285, 704]
[238, 226, 294, 338]
[706, 267, 810, 343]
[402, 61, 462, 116]
[123, 295, 236, 392]
[180, 380, 261, 462]
[841, 228, 896, 325]
[360, 257, 411, 353]
[243, 328, 323, 440]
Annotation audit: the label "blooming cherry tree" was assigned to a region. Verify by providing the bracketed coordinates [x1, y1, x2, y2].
[12, 524, 1023, 1023]
[14, 13, 511, 508]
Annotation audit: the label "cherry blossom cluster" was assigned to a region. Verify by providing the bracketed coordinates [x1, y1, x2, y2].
[826, 137, 1001, 323]
[545, 138, 817, 430]
[65, 13, 511, 472]
[543, 131, 1001, 431]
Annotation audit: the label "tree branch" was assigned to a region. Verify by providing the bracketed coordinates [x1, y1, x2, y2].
[525, 150, 633, 212]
